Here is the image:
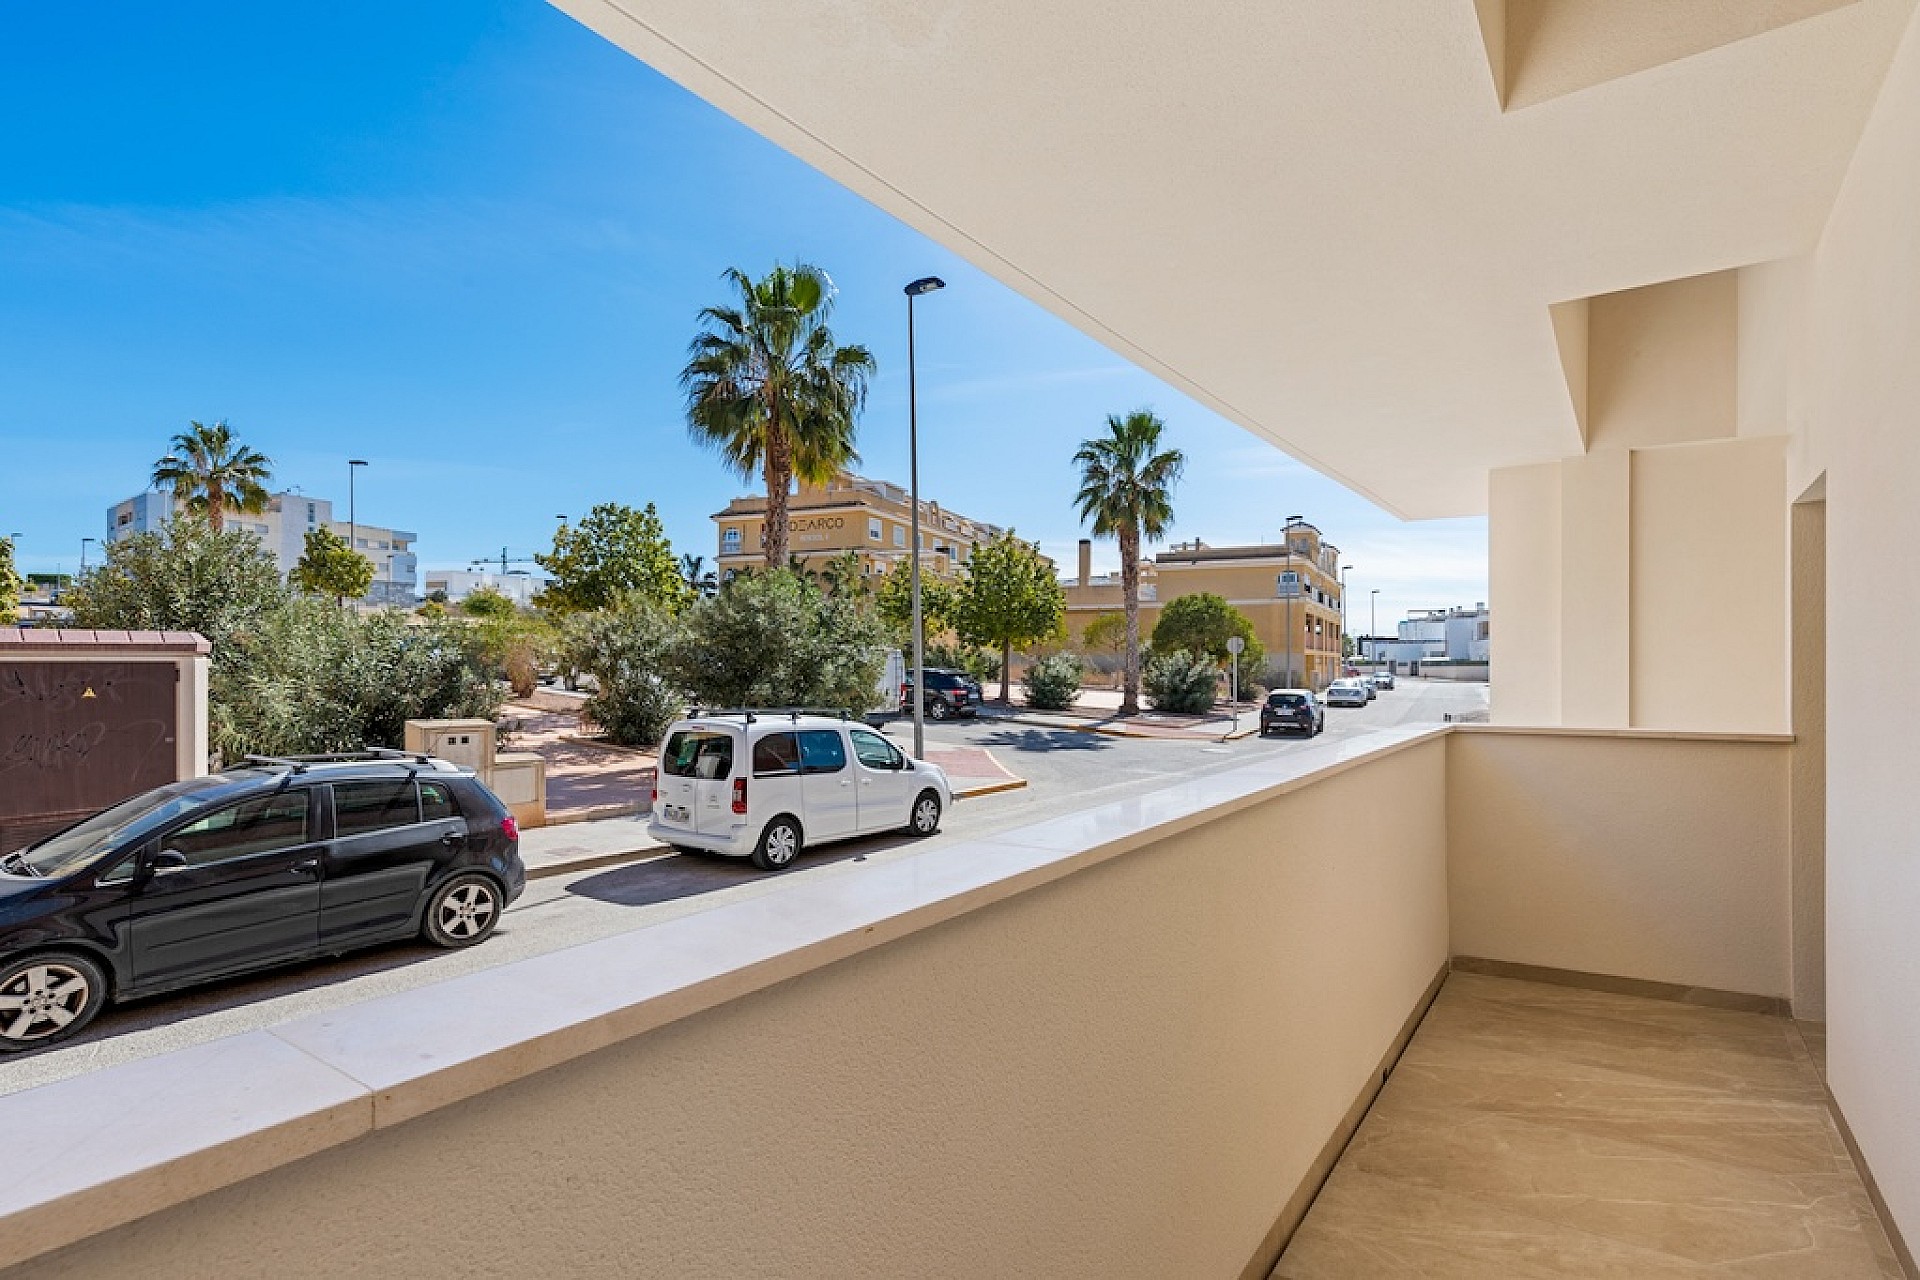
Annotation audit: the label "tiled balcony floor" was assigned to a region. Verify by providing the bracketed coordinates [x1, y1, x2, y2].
[1274, 973, 1901, 1278]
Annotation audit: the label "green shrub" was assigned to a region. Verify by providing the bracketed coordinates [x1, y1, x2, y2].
[1150, 592, 1263, 675]
[1143, 648, 1220, 714]
[563, 599, 682, 747]
[210, 599, 503, 759]
[1022, 652, 1084, 711]
[670, 570, 889, 713]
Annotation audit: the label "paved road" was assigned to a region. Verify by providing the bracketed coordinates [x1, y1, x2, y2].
[0, 679, 1485, 1095]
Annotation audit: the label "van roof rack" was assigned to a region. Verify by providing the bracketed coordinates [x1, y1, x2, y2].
[686, 707, 854, 723]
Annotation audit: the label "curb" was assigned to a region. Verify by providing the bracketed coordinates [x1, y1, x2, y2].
[525, 846, 670, 880]
[954, 777, 1028, 800]
[556, 735, 656, 759]
[540, 802, 646, 826]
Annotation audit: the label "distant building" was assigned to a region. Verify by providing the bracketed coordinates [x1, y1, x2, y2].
[711, 471, 1007, 584]
[423, 569, 547, 608]
[106, 489, 418, 606]
[1063, 524, 1346, 689]
[1362, 604, 1489, 670]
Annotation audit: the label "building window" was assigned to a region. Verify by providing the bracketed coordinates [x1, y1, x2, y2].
[722, 526, 741, 553]
[893, 525, 905, 548]
[868, 517, 881, 541]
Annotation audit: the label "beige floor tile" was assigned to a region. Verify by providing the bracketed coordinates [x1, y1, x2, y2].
[1273, 975, 1900, 1278]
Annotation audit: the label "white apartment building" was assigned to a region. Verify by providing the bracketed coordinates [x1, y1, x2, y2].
[106, 489, 418, 606]
[421, 568, 547, 607]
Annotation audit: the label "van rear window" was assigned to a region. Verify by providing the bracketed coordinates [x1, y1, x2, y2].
[662, 731, 735, 780]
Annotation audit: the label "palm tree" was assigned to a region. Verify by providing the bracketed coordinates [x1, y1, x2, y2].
[682, 263, 876, 570]
[680, 553, 718, 599]
[150, 420, 274, 533]
[1073, 410, 1185, 715]
[820, 548, 868, 599]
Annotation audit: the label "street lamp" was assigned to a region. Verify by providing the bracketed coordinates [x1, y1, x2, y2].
[347, 459, 369, 602]
[1370, 588, 1381, 665]
[1340, 563, 1353, 667]
[1282, 515, 1303, 688]
[904, 274, 946, 758]
[79, 537, 95, 576]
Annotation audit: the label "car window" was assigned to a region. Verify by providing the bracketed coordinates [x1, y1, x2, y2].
[334, 780, 419, 837]
[849, 728, 901, 770]
[797, 730, 848, 774]
[167, 792, 311, 866]
[420, 781, 459, 822]
[18, 784, 211, 878]
[752, 732, 801, 776]
[662, 731, 735, 780]
[1269, 693, 1306, 708]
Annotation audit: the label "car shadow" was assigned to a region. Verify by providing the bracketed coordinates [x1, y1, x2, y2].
[565, 834, 912, 908]
[972, 726, 1115, 753]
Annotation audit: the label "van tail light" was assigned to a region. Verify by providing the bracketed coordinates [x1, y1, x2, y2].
[501, 815, 520, 842]
[731, 777, 748, 814]
[648, 772, 656, 807]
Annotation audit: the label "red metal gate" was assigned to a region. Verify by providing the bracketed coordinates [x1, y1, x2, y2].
[0, 660, 179, 852]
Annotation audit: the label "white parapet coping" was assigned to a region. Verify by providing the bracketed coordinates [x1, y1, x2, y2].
[0, 725, 1450, 1269]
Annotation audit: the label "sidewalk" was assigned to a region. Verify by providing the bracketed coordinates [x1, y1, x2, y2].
[971, 684, 1259, 741]
[503, 704, 653, 823]
[516, 741, 1025, 879]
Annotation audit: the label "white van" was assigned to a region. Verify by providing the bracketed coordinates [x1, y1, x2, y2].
[649, 712, 953, 870]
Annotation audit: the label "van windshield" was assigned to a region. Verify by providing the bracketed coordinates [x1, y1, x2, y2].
[661, 731, 735, 781]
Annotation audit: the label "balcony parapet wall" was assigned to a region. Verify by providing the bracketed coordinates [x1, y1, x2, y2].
[0, 724, 1798, 1277]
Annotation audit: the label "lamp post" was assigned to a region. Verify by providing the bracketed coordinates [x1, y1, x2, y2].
[1340, 564, 1352, 666]
[1282, 515, 1303, 687]
[904, 274, 946, 758]
[79, 537, 95, 576]
[1369, 588, 1380, 666]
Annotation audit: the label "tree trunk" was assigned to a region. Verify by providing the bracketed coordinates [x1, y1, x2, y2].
[762, 429, 792, 570]
[207, 488, 224, 533]
[1001, 637, 1012, 704]
[1120, 525, 1141, 715]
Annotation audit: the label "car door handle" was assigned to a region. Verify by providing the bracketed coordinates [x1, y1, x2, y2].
[290, 859, 320, 876]
[440, 832, 464, 847]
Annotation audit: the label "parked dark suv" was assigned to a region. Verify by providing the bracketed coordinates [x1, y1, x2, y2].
[0, 752, 525, 1053]
[1260, 689, 1325, 737]
[901, 668, 982, 720]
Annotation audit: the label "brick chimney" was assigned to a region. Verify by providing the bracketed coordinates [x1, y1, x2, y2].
[1078, 539, 1092, 587]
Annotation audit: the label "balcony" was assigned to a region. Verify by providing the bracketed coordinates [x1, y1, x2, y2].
[3, 719, 1889, 1277]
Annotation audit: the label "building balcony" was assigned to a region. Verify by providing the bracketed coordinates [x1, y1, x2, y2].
[2, 721, 1891, 1277]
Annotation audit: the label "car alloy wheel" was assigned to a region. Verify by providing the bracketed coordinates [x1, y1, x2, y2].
[0, 953, 107, 1052]
[753, 817, 803, 871]
[909, 791, 942, 836]
[928, 698, 951, 721]
[423, 874, 503, 949]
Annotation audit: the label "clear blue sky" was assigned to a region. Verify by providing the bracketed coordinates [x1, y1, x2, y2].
[0, 0, 1486, 635]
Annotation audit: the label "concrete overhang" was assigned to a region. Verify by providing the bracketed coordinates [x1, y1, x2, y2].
[550, 0, 1915, 518]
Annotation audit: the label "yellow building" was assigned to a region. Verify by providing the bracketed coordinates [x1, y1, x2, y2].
[1063, 525, 1345, 689]
[711, 471, 1004, 584]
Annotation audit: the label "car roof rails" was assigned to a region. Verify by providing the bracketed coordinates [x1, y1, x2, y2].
[241, 748, 436, 775]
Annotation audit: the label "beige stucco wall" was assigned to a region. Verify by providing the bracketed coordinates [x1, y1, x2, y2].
[1798, 2, 1920, 1244]
[1447, 729, 1791, 999]
[1488, 461, 1561, 724]
[9, 741, 1450, 1280]
[1628, 436, 1788, 733]
[1587, 270, 1738, 452]
[1558, 450, 1630, 727]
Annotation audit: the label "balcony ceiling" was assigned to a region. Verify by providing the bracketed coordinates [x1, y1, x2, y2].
[552, 0, 1916, 517]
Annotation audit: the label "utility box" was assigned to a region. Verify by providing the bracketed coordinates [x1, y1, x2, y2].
[404, 718, 496, 785]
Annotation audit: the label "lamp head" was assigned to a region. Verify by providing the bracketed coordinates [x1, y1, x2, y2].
[348, 458, 369, 468]
[904, 276, 946, 297]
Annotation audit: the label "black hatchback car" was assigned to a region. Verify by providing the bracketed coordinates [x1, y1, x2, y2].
[0, 753, 525, 1052]
[900, 668, 982, 720]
